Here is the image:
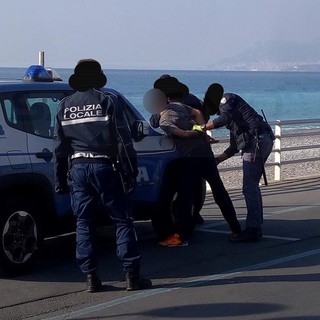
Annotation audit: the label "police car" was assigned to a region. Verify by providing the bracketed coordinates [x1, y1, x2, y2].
[0, 66, 205, 274]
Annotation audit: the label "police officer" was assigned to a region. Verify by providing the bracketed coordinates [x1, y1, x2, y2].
[202, 83, 275, 242]
[53, 59, 151, 292]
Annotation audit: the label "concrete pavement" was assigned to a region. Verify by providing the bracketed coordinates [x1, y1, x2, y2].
[0, 176, 319, 320]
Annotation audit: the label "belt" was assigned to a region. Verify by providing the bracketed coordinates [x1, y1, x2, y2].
[71, 152, 111, 160]
[252, 126, 271, 136]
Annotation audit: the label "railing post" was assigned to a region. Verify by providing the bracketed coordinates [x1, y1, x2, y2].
[274, 120, 282, 181]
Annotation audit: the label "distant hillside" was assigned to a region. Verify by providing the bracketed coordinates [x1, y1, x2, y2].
[214, 40, 320, 71]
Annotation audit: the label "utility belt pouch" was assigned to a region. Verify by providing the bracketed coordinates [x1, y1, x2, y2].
[236, 132, 250, 150]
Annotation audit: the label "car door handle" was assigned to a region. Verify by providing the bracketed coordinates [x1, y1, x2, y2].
[35, 148, 53, 162]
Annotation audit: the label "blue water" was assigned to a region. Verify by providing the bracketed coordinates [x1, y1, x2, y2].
[1, 67, 320, 128]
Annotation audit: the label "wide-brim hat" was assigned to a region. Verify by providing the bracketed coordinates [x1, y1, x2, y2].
[153, 76, 189, 98]
[69, 59, 107, 92]
[204, 83, 224, 115]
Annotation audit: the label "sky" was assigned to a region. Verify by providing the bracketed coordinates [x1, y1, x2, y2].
[1, 0, 319, 69]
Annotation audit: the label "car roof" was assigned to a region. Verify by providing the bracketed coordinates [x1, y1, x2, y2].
[0, 79, 145, 121]
[0, 80, 71, 92]
[0, 80, 121, 95]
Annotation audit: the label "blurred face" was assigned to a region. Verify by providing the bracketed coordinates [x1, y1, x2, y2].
[143, 88, 168, 114]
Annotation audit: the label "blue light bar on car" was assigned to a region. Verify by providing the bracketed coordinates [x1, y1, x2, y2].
[23, 65, 53, 82]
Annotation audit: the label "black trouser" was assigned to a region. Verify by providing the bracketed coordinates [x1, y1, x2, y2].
[176, 156, 241, 238]
[175, 157, 199, 240]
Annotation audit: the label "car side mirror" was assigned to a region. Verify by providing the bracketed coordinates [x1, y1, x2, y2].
[131, 120, 149, 141]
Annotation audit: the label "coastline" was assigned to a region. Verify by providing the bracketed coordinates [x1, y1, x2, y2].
[212, 134, 320, 190]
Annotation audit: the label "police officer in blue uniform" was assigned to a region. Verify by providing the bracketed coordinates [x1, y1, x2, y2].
[202, 83, 275, 242]
[53, 59, 151, 292]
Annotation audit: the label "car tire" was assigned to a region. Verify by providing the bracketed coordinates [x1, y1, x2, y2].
[0, 198, 43, 275]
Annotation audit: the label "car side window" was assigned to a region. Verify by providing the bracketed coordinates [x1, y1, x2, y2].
[0, 95, 27, 132]
[27, 97, 58, 138]
[3, 99, 17, 125]
[1, 91, 71, 138]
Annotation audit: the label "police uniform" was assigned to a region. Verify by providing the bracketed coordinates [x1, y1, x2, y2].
[208, 87, 274, 242]
[53, 59, 151, 292]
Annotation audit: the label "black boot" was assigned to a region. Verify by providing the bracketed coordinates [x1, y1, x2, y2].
[126, 272, 152, 291]
[230, 228, 262, 243]
[86, 272, 102, 292]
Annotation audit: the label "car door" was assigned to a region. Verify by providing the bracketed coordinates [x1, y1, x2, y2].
[24, 90, 73, 217]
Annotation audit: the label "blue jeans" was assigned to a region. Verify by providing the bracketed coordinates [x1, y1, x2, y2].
[242, 133, 274, 229]
[70, 161, 141, 274]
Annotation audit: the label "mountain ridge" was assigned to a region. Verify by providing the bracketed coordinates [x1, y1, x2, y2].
[213, 40, 320, 71]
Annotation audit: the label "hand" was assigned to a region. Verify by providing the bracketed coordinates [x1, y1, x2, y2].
[55, 185, 70, 195]
[205, 134, 219, 144]
[215, 154, 228, 165]
[123, 176, 137, 194]
[192, 124, 203, 132]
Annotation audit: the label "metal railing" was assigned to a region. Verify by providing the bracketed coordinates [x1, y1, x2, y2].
[213, 118, 320, 182]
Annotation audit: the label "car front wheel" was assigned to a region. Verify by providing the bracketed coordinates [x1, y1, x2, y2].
[0, 200, 42, 275]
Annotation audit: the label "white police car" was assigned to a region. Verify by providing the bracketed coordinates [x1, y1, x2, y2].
[0, 66, 205, 274]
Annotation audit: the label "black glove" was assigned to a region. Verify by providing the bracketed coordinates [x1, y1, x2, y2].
[215, 157, 221, 165]
[122, 174, 137, 194]
[55, 185, 70, 195]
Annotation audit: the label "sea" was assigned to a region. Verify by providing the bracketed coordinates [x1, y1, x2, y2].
[1, 67, 320, 135]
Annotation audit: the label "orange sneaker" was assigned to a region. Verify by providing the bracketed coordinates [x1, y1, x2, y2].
[158, 234, 188, 247]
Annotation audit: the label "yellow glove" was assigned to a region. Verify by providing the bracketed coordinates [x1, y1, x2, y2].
[192, 124, 203, 132]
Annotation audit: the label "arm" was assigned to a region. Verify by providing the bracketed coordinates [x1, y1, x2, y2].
[159, 106, 207, 139]
[190, 108, 219, 143]
[204, 110, 232, 131]
[112, 97, 138, 177]
[171, 127, 203, 139]
[191, 108, 206, 125]
[202, 96, 234, 131]
[215, 152, 229, 164]
[215, 133, 238, 164]
[53, 110, 71, 193]
[149, 113, 160, 128]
